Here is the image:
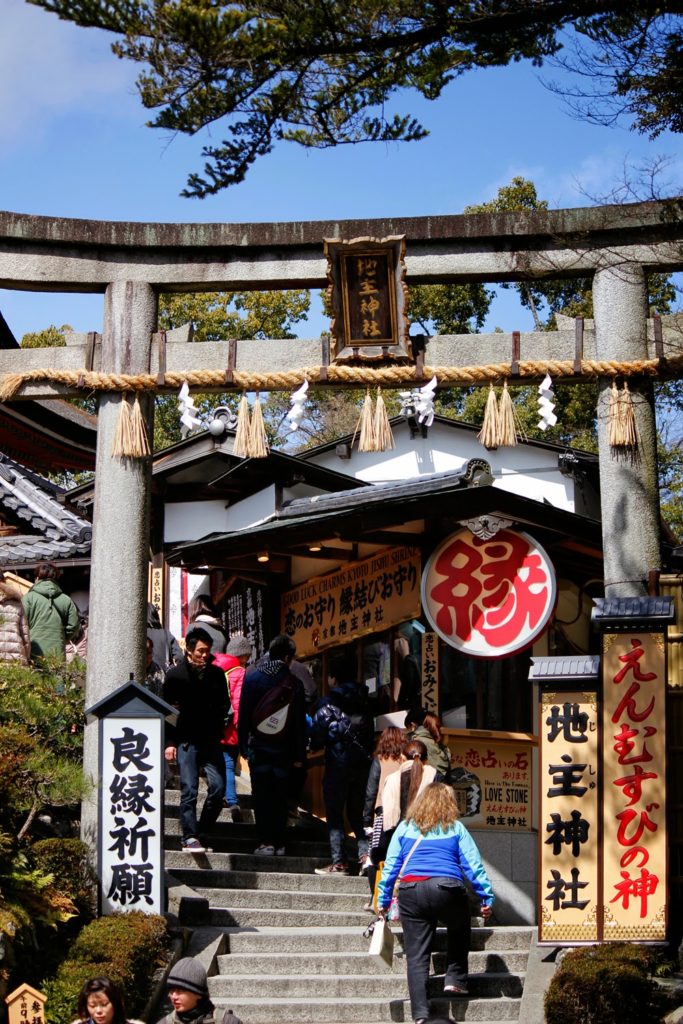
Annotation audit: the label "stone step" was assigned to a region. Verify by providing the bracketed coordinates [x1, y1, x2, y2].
[165, 826, 337, 858]
[170, 867, 370, 894]
[164, 812, 330, 842]
[194, 886, 371, 911]
[219, 926, 534, 955]
[215, 948, 531, 975]
[204, 906, 372, 928]
[165, 849, 351, 873]
[210, 995, 521, 1021]
[164, 785, 253, 806]
[210, 972, 524, 999]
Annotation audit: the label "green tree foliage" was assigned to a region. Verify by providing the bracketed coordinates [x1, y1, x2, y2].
[21, 324, 71, 347]
[0, 659, 86, 840]
[28, 1, 683, 194]
[450, 177, 681, 544]
[465, 177, 677, 329]
[154, 288, 310, 449]
[409, 283, 492, 335]
[0, 660, 88, 988]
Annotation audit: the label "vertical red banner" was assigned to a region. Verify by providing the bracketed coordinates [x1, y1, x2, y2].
[602, 633, 667, 940]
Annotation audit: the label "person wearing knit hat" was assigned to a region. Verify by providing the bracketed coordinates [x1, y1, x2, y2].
[158, 958, 242, 1024]
[212, 635, 253, 812]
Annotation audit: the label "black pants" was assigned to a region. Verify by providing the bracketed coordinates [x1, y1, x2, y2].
[398, 876, 471, 1021]
[249, 752, 291, 848]
[323, 763, 370, 865]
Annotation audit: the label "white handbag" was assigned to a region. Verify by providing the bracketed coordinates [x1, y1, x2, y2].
[368, 917, 395, 967]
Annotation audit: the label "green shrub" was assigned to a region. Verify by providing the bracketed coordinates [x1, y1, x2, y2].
[31, 839, 97, 921]
[544, 943, 664, 1024]
[44, 911, 169, 1024]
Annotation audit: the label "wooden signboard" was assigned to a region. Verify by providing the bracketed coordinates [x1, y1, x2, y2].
[6, 983, 46, 1024]
[324, 236, 410, 362]
[282, 545, 421, 658]
[448, 735, 533, 832]
[539, 690, 600, 943]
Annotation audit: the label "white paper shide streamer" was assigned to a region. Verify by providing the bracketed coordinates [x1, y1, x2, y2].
[287, 379, 309, 432]
[178, 380, 202, 438]
[399, 375, 437, 427]
[537, 374, 557, 431]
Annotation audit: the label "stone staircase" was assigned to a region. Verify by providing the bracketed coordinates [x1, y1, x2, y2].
[164, 787, 534, 1024]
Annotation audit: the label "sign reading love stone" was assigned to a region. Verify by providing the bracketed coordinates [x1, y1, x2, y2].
[422, 527, 556, 658]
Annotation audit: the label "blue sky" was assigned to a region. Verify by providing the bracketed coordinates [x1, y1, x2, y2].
[1, 0, 682, 340]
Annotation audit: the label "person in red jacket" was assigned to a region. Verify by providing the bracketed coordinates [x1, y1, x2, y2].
[213, 634, 253, 809]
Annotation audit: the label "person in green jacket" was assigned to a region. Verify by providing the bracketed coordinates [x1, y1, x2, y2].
[407, 711, 452, 779]
[22, 562, 79, 660]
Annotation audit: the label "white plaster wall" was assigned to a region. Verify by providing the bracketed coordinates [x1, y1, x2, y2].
[164, 485, 277, 542]
[165, 500, 228, 543]
[307, 423, 576, 511]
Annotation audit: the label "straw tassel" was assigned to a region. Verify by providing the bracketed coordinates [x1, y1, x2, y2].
[619, 381, 639, 448]
[373, 388, 395, 452]
[477, 384, 500, 450]
[497, 380, 518, 447]
[248, 393, 269, 458]
[128, 394, 151, 457]
[608, 381, 620, 447]
[111, 394, 134, 459]
[609, 380, 639, 449]
[233, 393, 251, 457]
[358, 391, 376, 452]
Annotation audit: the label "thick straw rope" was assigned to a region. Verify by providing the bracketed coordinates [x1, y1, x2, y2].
[1, 354, 683, 402]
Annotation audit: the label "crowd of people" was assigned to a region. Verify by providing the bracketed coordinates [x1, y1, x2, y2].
[74, 961, 242, 1024]
[3, 578, 493, 1024]
[0, 562, 83, 665]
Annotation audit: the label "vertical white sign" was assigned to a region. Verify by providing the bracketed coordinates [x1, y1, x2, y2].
[100, 716, 164, 915]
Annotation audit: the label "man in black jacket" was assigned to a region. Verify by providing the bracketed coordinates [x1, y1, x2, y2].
[238, 633, 307, 856]
[163, 627, 230, 853]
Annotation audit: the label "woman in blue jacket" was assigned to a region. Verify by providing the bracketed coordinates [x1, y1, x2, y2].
[376, 782, 493, 1024]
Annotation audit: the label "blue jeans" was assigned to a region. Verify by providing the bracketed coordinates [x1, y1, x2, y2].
[222, 745, 239, 805]
[176, 741, 225, 841]
[398, 876, 471, 1021]
[323, 763, 370, 865]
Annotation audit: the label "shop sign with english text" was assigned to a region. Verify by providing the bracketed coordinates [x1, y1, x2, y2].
[282, 545, 421, 658]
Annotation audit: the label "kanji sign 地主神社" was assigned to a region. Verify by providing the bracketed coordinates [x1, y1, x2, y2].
[422, 528, 556, 658]
[324, 236, 410, 363]
[540, 690, 599, 942]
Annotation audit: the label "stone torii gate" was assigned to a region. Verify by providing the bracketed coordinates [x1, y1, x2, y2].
[0, 200, 681, 841]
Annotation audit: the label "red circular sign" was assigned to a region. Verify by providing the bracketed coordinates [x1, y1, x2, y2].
[421, 528, 556, 658]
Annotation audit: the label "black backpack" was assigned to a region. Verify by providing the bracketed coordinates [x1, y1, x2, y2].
[251, 672, 299, 741]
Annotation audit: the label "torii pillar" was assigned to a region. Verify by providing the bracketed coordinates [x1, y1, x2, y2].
[81, 280, 156, 846]
[593, 263, 661, 597]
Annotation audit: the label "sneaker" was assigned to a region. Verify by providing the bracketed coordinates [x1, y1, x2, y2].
[314, 862, 349, 875]
[254, 844, 275, 856]
[182, 837, 206, 853]
[275, 846, 286, 856]
[360, 855, 373, 876]
[444, 983, 469, 996]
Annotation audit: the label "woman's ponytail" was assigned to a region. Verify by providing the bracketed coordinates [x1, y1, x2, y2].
[404, 739, 427, 808]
